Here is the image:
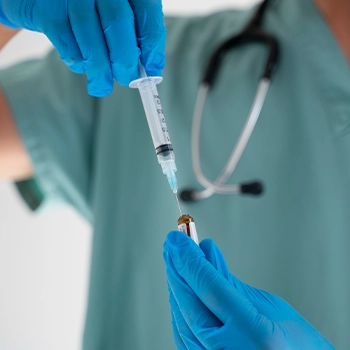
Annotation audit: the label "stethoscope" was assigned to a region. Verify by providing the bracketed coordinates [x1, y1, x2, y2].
[180, 0, 279, 202]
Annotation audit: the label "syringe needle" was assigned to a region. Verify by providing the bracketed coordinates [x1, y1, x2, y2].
[175, 193, 182, 216]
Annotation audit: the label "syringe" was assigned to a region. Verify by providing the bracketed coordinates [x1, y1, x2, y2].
[130, 63, 178, 194]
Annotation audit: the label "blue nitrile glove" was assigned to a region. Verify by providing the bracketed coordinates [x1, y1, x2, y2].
[0, 0, 165, 96]
[163, 231, 335, 350]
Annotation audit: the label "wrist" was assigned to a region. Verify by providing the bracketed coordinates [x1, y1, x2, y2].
[0, 23, 19, 50]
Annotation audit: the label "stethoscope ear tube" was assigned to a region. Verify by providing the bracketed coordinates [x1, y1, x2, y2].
[203, 29, 278, 86]
[203, 0, 278, 86]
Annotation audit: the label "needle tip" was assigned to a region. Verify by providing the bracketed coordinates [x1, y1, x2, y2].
[174, 193, 182, 216]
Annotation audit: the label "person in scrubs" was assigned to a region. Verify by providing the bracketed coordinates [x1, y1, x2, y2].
[0, 0, 349, 348]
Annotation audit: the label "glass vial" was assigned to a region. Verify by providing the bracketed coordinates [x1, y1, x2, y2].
[177, 214, 199, 245]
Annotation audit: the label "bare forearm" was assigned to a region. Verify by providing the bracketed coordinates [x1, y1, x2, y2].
[0, 24, 33, 180]
[0, 87, 33, 180]
[0, 24, 19, 50]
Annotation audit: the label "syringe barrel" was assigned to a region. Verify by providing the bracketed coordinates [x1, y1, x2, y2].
[135, 78, 173, 154]
[129, 68, 178, 193]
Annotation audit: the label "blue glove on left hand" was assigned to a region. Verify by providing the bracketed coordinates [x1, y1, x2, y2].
[163, 231, 335, 350]
[0, 0, 165, 96]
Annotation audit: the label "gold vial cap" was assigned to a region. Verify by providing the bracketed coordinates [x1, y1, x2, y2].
[177, 214, 199, 244]
[177, 214, 194, 226]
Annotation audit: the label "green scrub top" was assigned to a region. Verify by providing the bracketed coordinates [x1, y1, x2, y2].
[1, 0, 350, 348]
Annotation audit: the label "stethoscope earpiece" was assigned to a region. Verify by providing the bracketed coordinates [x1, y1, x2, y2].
[180, 181, 264, 202]
[240, 181, 264, 195]
[179, 189, 197, 202]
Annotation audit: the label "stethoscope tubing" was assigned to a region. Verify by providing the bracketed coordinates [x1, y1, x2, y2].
[189, 78, 270, 200]
[180, 0, 278, 202]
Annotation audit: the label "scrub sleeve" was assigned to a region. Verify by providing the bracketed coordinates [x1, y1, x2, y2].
[0, 51, 97, 221]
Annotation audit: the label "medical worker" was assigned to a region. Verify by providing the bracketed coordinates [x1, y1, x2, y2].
[0, 0, 349, 349]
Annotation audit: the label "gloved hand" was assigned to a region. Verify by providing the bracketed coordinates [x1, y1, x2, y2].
[163, 231, 335, 350]
[0, 0, 165, 97]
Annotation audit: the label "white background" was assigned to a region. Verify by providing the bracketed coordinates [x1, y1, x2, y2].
[0, 1, 259, 349]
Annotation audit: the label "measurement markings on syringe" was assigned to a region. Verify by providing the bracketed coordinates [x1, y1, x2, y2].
[154, 95, 170, 142]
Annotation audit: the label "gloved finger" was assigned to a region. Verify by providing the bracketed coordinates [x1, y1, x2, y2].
[50, 32, 85, 74]
[46, 29, 85, 74]
[200, 237, 292, 342]
[168, 254, 257, 350]
[30, 1, 85, 74]
[129, 0, 166, 76]
[167, 282, 203, 350]
[171, 310, 188, 350]
[200, 238, 231, 281]
[167, 280, 188, 349]
[167, 249, 256, 350]
[68, 0, 113, 96]
[200, 238, 249, 295]
[96, 0, 140, 86]
[165, 231, 271, 335]
[164, 248, 224, 346]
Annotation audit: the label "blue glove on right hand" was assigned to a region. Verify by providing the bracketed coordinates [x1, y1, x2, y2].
[0, 0, 165, 97]
[164, 231, 335, 350]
